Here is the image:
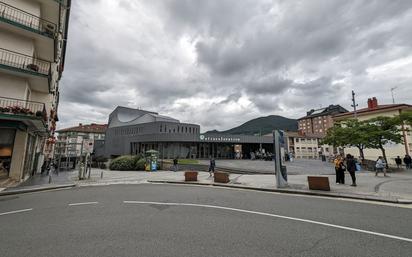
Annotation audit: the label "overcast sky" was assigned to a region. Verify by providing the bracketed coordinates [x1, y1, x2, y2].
[59, 0, 412, 132]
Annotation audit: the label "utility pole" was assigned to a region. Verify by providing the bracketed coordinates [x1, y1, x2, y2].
[391, 87, 397, 104]
[351, 90, 358, 118]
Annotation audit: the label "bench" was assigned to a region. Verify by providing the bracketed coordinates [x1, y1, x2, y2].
[214, 172, 230, 183]
[307, 176, 330, 191]
[184, 171, 198, 181]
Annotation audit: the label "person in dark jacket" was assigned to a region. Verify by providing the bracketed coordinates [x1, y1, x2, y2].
[208, 157, 216, 177]
[346, 154, 357, 186]
[395, 156, 402, 169]
[173, 157, 178, 172]
[404, 155, 412, 170]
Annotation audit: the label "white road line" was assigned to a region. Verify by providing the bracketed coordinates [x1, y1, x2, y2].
[0, 208, 33, 216]
[68, 202, 99, 206]
[123, 201, 412, 243]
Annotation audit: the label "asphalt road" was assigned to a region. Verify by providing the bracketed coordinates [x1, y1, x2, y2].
[1, 184, 412, 257]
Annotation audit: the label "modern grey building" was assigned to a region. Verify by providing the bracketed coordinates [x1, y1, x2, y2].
[97, 106, 273, 159]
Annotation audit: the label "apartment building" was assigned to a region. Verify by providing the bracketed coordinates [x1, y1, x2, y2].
[0, 0, 71, 181]
[334, 97, 412, 164]
[298, 105, 348, 136]
[55, 123, 107, 166]
[284, 131, 331, 159]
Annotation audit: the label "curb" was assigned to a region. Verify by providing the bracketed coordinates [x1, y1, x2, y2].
[148, 180, 412, 204]
[0, 184, 76, 196]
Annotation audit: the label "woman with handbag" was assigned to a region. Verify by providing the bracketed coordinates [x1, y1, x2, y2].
[335, 156, 346, 184]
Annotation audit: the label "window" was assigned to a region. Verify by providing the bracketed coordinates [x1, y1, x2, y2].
[160, 125, 162, 132]
[189, 127, 192, 133]
[185, 127, 187, 133]
[173, 129, 175, 133]
[295, 138, 299, 142]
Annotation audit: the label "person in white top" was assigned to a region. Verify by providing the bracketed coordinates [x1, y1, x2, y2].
[375, 156, 387, 177]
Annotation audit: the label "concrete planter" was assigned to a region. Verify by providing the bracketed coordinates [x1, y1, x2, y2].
[184, 171, 198, 181]
[307, 176, 330, 191]
[214, 172, 230, 183]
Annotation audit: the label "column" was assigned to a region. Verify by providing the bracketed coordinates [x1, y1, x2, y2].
[9, 130, 28, 181]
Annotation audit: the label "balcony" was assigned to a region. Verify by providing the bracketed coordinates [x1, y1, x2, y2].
[0, 47, 51, 92]
[0, 96, 48, 132]
[0, 1, 56, 38]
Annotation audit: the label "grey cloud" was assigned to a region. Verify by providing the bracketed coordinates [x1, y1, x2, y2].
[57, 0, 412, 131]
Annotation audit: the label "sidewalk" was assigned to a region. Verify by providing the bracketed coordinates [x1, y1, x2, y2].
[3, 168, 412, 204]
[76, 168, 412, 203]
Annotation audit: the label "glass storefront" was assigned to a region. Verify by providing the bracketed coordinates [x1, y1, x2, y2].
[0, 128, 16, 175]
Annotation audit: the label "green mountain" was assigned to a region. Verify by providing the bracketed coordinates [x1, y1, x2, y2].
[206, 115, 298, 135]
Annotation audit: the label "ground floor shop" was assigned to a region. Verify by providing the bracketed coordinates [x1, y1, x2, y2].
[0, 124, 45, 181]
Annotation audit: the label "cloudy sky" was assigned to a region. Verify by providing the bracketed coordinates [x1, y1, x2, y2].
[59, 0, 412, 132]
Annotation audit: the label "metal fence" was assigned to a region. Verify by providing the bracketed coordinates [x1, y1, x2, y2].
[0, 1, 57, 37]
[0, 47, 51, 75]
[0, 96, 46, 120]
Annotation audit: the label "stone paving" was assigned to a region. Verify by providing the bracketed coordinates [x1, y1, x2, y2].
[199, 158, 336, 175]
[5, 159, 412, 203]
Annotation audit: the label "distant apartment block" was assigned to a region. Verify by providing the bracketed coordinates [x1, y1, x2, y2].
[0, 0, 71, 181]
[334, 97, 412, 163]
[284, 131, 332, 159]
[55, 123, 107, 162]
[298, 105, 348, 136]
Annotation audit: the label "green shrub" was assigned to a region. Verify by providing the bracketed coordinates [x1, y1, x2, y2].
[135, 158, 146, 170]
[109, 155, 146, 171]
[109, 155, 135, 170]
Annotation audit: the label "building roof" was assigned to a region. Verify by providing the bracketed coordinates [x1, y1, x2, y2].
[334, 103, 412, 120]
[298, 105, 348, 120]
[108, 106, 180, 128]
[57, 123, 107, 133]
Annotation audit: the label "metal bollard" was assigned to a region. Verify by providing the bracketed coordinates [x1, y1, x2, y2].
[100, 171, 103, 179]
[48, 174, 52, 184]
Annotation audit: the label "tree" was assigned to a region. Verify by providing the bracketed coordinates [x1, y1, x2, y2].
[394, 110, 412, 126]
[323, 120, 370, 160]
[344, 120, 371, 160]
[363, 116, 403, 166]
[322, 123, 347, 148]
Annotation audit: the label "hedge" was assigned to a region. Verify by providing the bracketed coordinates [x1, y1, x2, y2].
[109, 155, 146, 171]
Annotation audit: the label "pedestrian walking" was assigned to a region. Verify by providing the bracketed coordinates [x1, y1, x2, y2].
[334, 156, 345, 184]
[395, 156, 402, 169]
[289, 152, 294, 162]
[375, 156, 387, 177]
[404, 155, 412, 170]
[346, 154, 357, 186]
[173, 157, 178, 172]
[208, 157, 215, 177]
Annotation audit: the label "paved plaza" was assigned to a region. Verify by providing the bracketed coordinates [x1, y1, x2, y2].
[5, 158, 412, 203]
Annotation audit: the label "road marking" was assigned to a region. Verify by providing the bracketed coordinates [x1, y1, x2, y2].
[0, 208, 33, 216]
[123, 200, 412, 243]
[149, 182, 412, 209]
[68, 201, 99, 206]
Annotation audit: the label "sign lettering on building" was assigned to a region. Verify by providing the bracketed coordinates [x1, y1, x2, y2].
[199, 135, 241, 142]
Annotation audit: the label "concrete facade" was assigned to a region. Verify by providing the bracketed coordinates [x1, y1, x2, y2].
[100, 107, 274, 159]
[0, 0, 71, 181]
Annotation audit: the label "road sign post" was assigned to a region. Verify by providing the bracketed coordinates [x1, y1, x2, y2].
[273, 130, 288, 188]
